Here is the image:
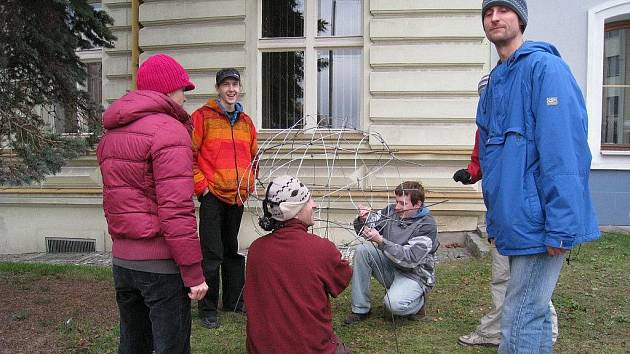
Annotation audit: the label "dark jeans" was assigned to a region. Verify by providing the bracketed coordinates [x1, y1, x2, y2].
[113, 265, 191, 354]
[198, 192, 245, 318]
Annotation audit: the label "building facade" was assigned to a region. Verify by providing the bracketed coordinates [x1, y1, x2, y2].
[2, 0, 626, 254]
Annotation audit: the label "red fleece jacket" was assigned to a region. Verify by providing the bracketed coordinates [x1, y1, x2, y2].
[244, 220, 352, 354]
[468, 129, 482, 183]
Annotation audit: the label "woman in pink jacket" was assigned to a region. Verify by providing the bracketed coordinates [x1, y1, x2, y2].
[97, 54, 207, 354]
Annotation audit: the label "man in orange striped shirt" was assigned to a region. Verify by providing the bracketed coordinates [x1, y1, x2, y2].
[191, 68, 258, 329]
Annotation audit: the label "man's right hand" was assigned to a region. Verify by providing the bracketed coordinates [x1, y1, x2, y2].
[453, 169, 472, 184]
[357, 204, 371, 221]
[188, 281, 208, 300]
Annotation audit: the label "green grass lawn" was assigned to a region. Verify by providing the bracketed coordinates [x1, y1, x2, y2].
[1, 233, 628, 353]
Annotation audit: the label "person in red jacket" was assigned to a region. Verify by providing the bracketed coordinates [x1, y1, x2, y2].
[453, 130, 482, 185]
[97, 54, 207, 354]
[245, 176, 353, 354]
[453, 73, 487, 185]
[191, 68, 258, 329]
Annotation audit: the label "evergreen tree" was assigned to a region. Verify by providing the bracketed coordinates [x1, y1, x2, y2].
[0, 0, 115, 185]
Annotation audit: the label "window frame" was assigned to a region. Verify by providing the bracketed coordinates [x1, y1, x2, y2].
[42, 0, 104, 136]
[58, 48, 103, 137]
[586, 0, 630, 169]
[256, 0, 364, 130]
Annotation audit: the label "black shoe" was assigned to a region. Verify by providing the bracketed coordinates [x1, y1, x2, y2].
[200, 316, 220, 329]
[383, 305, 426, 322]
[407, 303, 426, 321]
[344, 311, 371, 325]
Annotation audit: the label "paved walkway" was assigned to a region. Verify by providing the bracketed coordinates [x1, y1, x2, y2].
[0, 252, 114, 266]
[4, 227, 626, 267]
[0, 243, 471, 267]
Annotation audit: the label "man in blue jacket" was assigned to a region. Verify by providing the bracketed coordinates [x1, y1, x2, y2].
[477, 0, 600, 352]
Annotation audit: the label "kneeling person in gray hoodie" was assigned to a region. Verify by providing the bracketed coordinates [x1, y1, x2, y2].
[345, 181, 439, 324]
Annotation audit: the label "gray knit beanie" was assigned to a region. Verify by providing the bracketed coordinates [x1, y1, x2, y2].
[266, 175, 311, 222]
[482, 0, 528, 30]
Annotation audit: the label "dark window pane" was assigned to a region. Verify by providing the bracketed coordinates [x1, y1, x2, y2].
[62, 103, 79, 134]
[262, 0, 304, 38]
[318, 0, 361, 37]
[604, 29, 626, 84]
[317, 48, 361, 128]
[57, 62, 102, 134]
[262, 51, 304, 129]
[606, 56, 620, 78]
[602, 87, 630, 144]
[87, 62, 102, 105]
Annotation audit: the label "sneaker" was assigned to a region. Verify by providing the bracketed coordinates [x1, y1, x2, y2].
[344, 311, 371, 325]
[200, 315, 221, 329]
[458, 332, 500, 347]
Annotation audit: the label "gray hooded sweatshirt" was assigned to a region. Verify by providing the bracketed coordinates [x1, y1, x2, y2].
[354, 205, 439, 290]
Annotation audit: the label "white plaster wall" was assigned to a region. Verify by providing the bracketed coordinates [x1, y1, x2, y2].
[0, 203, 110, 254]
[103, 0, 133, 103]
[367, 0, 489, 150]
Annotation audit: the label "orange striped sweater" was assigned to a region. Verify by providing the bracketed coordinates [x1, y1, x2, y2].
[191, 99, 257, 205]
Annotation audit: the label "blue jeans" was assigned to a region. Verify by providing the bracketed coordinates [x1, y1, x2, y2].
[351, 243, 425, 316]
[499, 253, 565, 354]
[113, 265, 192, 354]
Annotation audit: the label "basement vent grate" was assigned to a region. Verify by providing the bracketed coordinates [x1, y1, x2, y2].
[46, 238, 96, 253]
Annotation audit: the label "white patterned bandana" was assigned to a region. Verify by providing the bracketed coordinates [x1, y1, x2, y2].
[266, 175, 311, 221]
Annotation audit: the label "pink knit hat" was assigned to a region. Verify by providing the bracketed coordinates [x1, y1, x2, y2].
[136, 54, 195, 94]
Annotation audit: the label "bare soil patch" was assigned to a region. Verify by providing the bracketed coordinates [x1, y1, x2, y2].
[0, 272, 117, 354]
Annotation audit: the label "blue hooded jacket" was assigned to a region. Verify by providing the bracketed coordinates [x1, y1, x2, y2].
[476, 41, 600, 256]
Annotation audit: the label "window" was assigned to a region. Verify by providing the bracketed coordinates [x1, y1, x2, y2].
[85, 62, 103, 107]
[259, 0, 363, 129]
[602, 21, 630, 148]
[585, 2, 630, 168]
[48, 1, 103, 135]
[317, 48, 361, 128]
[53, 61, 102, 134]
[261, 51, 305, 129]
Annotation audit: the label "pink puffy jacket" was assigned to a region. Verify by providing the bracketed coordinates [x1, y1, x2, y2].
[97, 90, 203, 287]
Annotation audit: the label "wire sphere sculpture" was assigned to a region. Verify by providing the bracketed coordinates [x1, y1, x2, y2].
[239, 117, 441, 249]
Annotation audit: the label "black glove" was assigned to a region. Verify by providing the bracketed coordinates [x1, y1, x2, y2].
[453, 169, 472, 184]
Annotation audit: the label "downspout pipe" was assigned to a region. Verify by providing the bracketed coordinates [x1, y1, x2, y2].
[131, 0, 140, 89]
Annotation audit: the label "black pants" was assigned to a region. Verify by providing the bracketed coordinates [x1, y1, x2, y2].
[198, 192, 245, 318]
[113, 265, 191, 354]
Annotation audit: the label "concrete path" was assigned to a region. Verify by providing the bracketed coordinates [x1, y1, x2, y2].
[0, 242, 471, 267]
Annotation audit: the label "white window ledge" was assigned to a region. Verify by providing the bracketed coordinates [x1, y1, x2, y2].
[600, 149, 630, 156]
